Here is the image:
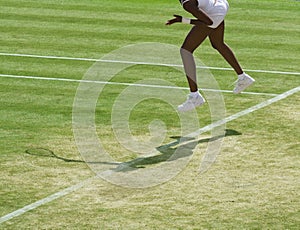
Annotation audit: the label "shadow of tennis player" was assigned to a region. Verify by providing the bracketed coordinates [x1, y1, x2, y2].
[24, 148, 119, 165]
[112, 129, 242, 172]
[25, 129, 241, 171]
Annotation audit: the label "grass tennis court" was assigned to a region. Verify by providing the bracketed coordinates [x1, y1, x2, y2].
[0, 0, 299, 229]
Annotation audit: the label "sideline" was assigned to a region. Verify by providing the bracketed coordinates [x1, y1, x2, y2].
[0, 177, 96, 224]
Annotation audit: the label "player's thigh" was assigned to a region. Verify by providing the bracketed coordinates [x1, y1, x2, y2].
[182, 25, 212, 53]
[208, 21, 225, 48]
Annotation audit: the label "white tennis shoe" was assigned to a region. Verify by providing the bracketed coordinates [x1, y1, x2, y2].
[233, 73, 255, 94]
[178, 92, 205, 112]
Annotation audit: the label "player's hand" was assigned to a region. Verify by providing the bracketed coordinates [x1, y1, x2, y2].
[165, 15, 182, 25]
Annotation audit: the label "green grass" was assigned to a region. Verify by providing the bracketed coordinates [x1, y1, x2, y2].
[0, 0, 299, 229]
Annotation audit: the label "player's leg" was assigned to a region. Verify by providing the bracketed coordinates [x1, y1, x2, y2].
[209, 21, 255, 93]
[209, 21, 243, 75]
[178, 25, 212, 112]
[181, 24, 212, 92]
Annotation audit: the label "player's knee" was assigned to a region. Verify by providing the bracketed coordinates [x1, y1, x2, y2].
[211, 43, 217, 49]
[181, 44, 196, 54]
[211, 42, 223, 50]
[180, 47, 192, 58]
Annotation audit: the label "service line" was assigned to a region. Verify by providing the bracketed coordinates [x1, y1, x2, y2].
[0, 73, 278, 97]
[0, 52, 300, 76]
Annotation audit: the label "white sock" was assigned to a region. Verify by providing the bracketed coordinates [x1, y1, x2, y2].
[190, 91, 200, 97]
[238, 73, 245, 78]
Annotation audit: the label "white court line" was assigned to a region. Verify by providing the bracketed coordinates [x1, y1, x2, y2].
[0, 52, 300, 76]
[0, 73, 278, 96]
[0, 85, 299, 225]
[187, 85, 300, 137]
[0, 177, 97, 224]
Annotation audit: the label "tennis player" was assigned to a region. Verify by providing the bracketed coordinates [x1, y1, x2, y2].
[166, 0, 255, 112]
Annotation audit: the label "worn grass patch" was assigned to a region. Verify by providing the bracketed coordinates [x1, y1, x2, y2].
[0, 0, 299, 229]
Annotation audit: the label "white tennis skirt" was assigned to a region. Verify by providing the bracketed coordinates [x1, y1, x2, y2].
[206, 0, 229, 28]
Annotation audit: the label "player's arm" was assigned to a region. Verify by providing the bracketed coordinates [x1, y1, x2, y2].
[181, 0, 213, 26]
[165, 15, 208, 26]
